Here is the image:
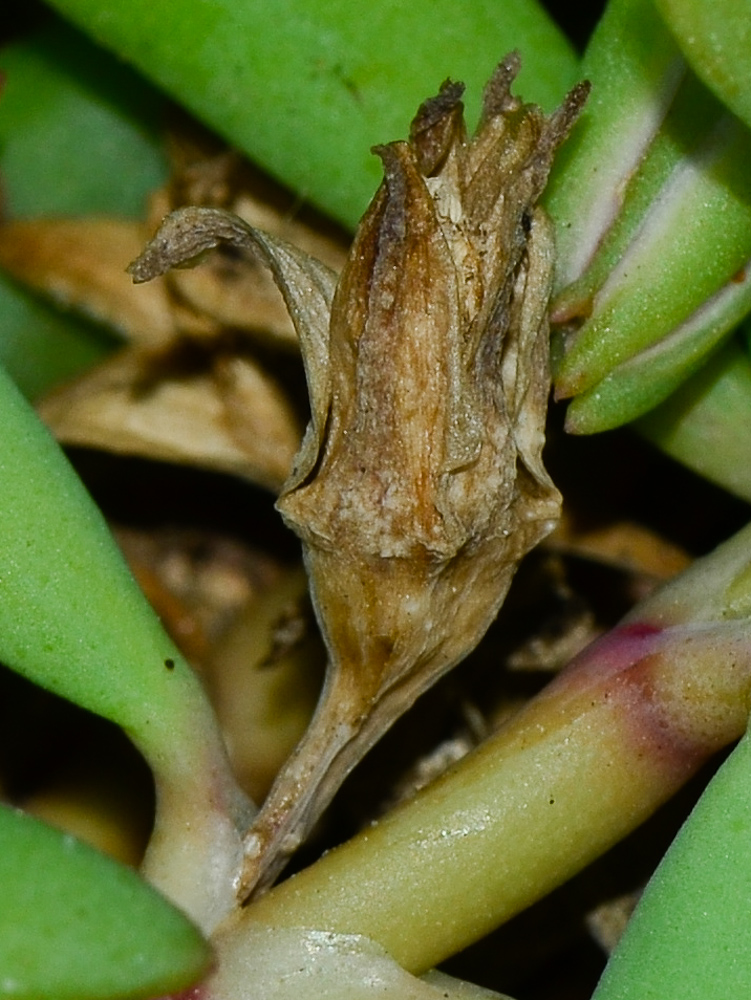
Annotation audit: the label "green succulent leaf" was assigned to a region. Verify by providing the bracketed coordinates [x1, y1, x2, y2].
[638, 335, 751, 503]
[549, 68, 720, 332]
[563, 248, 751, 433]
[546, 0, 751, 434]
[0, 804, 210, 1000]
[0, 17, 167, 218]
[0, 360, 219, 775]
[592, 727, 751, 999]
[655, 0, 751, 132]
[545, 0, 686, 290]
[554, 101, 751, 405]
[43, 0, 578, 229]
[0, 18, 169, 395]
[0, 276, 112, 399]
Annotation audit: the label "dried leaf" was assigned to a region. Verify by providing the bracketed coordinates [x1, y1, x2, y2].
[166, 253, 301, 347]
[128, 205, 339, 481]
[548, 510, 692, 580]
[38, 347, 301, 492]
[0, 217, 175, 348]
[115, 523, 279, 665]
[0, 140, 348, 494]
[34, 205, 337, 489]
[159, 134, 348, 274]
[586, 891, 641, 954]
[150, 143, 348, 348]
[128, 57, 589, 898]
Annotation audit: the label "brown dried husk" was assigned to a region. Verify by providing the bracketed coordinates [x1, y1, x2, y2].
[126, 55, 589, 897]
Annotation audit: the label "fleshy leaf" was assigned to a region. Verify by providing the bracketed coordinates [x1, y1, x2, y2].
[0, 18, 167, 218]
[0, 360, 253, 930]
[0, 18, 169, 394]
[591, 729, 751, 999]
[546, 0, 751, 433]
[563, 254, 751, 432]
[0, 805, 210, 1000]
[553, 103, 751, 406]
[0, 275, 111, 400]
[545, 0, 686, 290]
[637, 336, 751, 503]
[0, 360, 213, 760]
[656, 0, 751, 131]
[44, 0, 577, 228]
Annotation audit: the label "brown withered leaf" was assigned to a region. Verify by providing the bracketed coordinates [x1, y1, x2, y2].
[548, 509, 692, 581]
[160, 130, 348, 273]
[0, 217, 175, 348]
[37, 347, 301, 492]
[0, 135, 347, 493]
[128, 55, 589, 898]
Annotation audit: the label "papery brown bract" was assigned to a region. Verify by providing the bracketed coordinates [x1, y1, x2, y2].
[37, 346, 302, 493]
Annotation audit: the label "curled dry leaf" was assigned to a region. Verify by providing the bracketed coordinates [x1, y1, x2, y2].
[128, 55, 589, 898]
[161, 134, 348, 274]
[150, 141, 348, 347]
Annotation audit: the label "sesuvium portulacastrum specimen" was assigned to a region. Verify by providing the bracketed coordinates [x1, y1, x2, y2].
[129, 54, 589, 899]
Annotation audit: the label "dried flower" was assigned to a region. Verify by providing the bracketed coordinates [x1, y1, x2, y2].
[128, 55, 588, 897]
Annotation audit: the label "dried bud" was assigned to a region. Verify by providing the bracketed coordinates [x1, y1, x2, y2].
[279, 56, 587, 690]
[254, 59, 588, 893]
[128, 55, 588, 897]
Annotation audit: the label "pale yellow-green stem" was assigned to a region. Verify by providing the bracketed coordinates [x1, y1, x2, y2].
[230, 524, 751, 971]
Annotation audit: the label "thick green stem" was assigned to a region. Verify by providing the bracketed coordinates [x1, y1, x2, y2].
[230, 523, 751, 972]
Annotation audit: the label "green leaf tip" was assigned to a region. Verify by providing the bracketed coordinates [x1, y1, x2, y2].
[0, 805, 210, 1000]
